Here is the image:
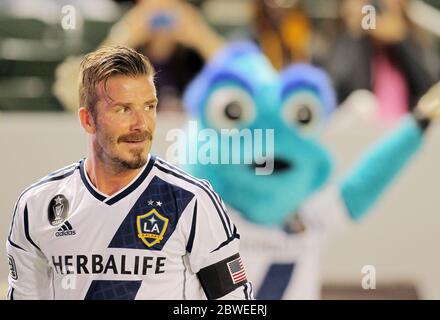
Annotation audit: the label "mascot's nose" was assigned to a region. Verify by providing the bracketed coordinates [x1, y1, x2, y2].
[251, 158, 293, 173]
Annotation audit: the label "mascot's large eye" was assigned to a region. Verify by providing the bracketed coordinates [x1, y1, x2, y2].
[205, 87, 256, 130]
[282, 91, 323, 136]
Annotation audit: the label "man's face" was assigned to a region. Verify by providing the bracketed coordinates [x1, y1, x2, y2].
[91, 75, 157, 171]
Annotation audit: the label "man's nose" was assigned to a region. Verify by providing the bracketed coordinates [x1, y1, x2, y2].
[131, 109, 148, 131]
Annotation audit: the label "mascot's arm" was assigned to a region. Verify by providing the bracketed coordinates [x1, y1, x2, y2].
[340, 115, 425, 221]
[340, 82, 440, 221]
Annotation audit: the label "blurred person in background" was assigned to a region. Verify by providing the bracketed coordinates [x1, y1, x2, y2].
[252, 0, 312, 68]
[53, 0, 224, 113]
[327, 0, 438, 123]
[239, 0, 438, 124]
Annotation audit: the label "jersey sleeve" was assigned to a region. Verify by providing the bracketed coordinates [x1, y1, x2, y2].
[186, 184, 252, 300]
[6, 196, 54, 300]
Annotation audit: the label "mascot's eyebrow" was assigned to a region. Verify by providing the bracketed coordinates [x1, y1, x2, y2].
[278, 64, 337, 118]
[210, 72, 255, 96]
[280, 81, 320, 101]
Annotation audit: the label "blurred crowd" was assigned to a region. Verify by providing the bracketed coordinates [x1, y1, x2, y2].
[0, 0, 439, 123]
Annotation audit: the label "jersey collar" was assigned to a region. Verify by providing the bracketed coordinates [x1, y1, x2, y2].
[79, 154, 156, 205]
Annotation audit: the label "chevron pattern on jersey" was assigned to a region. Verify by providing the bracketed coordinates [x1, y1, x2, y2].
[108, 176, 195, 250]
[85, 280, 142, 300]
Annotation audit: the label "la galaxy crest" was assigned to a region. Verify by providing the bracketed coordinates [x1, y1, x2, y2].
[137, 209, 169, 247]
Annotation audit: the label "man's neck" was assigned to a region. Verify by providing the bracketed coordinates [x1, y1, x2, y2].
[85, 155, 148, 197]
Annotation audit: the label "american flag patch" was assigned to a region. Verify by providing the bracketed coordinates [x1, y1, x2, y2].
[227, 256, 246, 284]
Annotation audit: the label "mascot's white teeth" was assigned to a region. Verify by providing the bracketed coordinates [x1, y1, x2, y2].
[251, 158, 293, 174]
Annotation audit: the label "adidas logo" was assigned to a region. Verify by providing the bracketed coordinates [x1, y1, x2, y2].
[55, 221, 76, 237]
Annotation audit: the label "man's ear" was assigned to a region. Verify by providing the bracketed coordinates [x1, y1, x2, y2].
[78, 107, 96, 134]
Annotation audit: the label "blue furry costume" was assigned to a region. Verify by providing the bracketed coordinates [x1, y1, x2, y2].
[183, 42, 429, 299]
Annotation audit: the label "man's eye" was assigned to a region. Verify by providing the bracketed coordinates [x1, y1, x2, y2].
[116, 106, 129, 114]
[145, 104, 156, 111]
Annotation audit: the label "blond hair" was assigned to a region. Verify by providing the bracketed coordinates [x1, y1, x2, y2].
[79, 45, 154, 118]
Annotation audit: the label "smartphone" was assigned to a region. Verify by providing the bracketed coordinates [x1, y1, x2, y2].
[148, 11, 176, 30]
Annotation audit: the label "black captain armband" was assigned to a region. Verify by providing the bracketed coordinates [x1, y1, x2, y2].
[197, 253, 248, 300]
[412, 108, 431, 133]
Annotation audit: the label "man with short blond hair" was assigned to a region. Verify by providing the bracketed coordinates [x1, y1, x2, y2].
[6, 45, 252, 300]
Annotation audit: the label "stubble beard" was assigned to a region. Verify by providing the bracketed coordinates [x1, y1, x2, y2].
[95, 129, 152, 174]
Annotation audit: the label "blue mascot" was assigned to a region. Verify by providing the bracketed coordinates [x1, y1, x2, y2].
[182, 42, 439, 299]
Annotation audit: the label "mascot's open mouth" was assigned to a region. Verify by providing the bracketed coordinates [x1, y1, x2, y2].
[250, 158, 293, 174]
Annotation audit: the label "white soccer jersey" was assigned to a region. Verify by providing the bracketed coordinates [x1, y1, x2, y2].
[231, 187, 351, 300]
[6, 155, 253, 300]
